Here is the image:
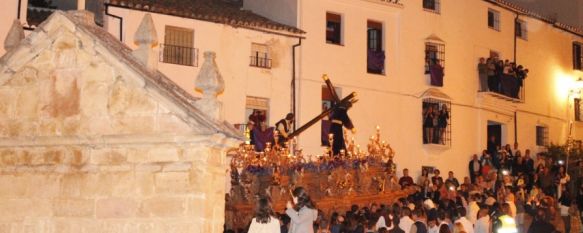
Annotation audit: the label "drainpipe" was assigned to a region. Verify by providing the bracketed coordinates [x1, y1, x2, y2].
[292, 38, 302, 131]
[514, 111, 518, 146]
[104, 4, 123, 41]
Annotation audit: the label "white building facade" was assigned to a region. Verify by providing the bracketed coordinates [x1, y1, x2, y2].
[1, 0, 583, 178]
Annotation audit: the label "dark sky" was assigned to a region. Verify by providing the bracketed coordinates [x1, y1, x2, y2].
[505, 0, 583, 28]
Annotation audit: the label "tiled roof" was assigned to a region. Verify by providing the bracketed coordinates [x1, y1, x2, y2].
[106, 0, 305, 35]
[486, 0, 583, 37]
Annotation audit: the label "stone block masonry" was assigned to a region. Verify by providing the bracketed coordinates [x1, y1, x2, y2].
[0, 145, 226, 233]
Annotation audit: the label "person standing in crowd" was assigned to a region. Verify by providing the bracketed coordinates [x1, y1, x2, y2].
[446, 171, 459, 189]
[469, 154, 482, 184]
[527, 208, 557, 233]
[389, 217, 405, 233]
[286, 187, 318, 233]
[248, 196, 281, 233]
[399, 207, 414, 232]
[478, 57, 489, 92]
[409, 208, 428, 233]
[473, 208, 490, 233]
[454, 207, 474, 233]
[487, 136, 500, 169]
[399, 168, 415, 189]
[275, 113, 294, 146]
[432, 169, 444, 189]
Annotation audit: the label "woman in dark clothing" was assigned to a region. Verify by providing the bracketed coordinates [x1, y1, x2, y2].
[437, 104, 449, 145]
[423, 105, 435, 144]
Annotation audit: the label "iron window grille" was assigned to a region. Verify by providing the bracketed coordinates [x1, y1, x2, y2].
[422, 98, 451, 147]
[250, 43, 271, 69]
[536, 126, 549, 147]
[249, 52, 272, 69]
[326, 12, 342, 45]
[425, 42, 445, 74]
[162, 26, 197, 66]
[576, 98, 582, 122]
[574, 42, 583, 70]
[367, 20, 385, 74]
[516, 20, 528, 40]
[423, 0, 440, 13]
[160, 44, 198, 67]
[488, 9, 500, 31]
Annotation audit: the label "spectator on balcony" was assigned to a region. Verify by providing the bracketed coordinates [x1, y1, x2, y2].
[477, 58, 489, 92]
[515, 66, 528, 98]
[249, 110, 266, 126]
[252, 121, 275, 152]
[486, 58, 497, 92]
[430, 59, 445, 87]
[437, 104, 449, 145]
[423, 105, 436, 144]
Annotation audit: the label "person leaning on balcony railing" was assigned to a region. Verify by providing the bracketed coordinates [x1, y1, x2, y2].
[478, 58, 489, 92]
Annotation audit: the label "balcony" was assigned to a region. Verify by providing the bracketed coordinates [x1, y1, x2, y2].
[159, 44, 199, 67]
[249, 53, 272, 69]
[367, 49, 385, 74]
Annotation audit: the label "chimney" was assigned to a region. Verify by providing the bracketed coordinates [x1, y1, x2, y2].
[132, 13, 159, 71]
[4, 20, 24, 51]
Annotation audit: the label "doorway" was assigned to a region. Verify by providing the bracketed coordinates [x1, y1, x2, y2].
[487, 121, 504, 152]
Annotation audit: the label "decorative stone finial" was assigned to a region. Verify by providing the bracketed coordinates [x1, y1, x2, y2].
[68, 10, 95, 25]
[195, 51, 225, 121]
[4, 20, 24, 51]
[132, 13, 158, 70]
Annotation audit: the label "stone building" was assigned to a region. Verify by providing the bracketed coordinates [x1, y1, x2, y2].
[0, 10, 241, 233]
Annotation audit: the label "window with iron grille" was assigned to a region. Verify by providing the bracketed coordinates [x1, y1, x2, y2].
[536, 126, 549, 147]
[422, 98, 451, 146]
[423, 0, 440, 13]
[425, 42, 445, 74]
[367, 20, 385, 74]
[576, 98, 582, 122]
[326, 12, 342, 45]
[574, 42, 583, 70]
[161, 26, 198, 66]
[488, 9, 500, 31]
[250, 43, 271, 69]
[516, 19, 527, 40]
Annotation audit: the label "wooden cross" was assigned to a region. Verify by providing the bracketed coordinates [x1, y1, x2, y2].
[286, 75, 357, 140]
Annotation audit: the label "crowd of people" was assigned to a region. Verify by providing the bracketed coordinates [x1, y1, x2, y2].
[477, 55, 529, 99]
[422, 102, 450, 145]
[231, 142, 583, 233]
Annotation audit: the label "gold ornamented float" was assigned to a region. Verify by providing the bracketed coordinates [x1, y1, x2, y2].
[225, 127, 416, 230]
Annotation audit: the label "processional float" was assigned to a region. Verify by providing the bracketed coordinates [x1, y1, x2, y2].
[225, 75, 415, 230]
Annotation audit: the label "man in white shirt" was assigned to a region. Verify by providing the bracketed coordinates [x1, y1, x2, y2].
[399, 207, 414, 232]
[474, 209, 490, 233]
[467, 194, 481, 224]
[454, 207, 474, 233]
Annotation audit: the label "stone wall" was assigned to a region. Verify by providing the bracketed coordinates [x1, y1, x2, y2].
[0, 143, 227, 233]
[0, 12, 238, 233]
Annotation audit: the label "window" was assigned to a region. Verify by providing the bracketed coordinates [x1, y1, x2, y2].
[367, 21, 385, 74]
[326, 12, 342, 45]
[536, 126, 549, 147]
[161, 26, 198, 66]
[250, 43, 271, 69]
[516, 19, 527, 40]
[422, 98, 451, 146]
[423, 0, 440, 13]
[244, 96, 270, 144]
[574, 42, 583, 70]
[488, 9, 500, 31]
[425, 42, 445, 74]
[576, 98, 582, 122]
